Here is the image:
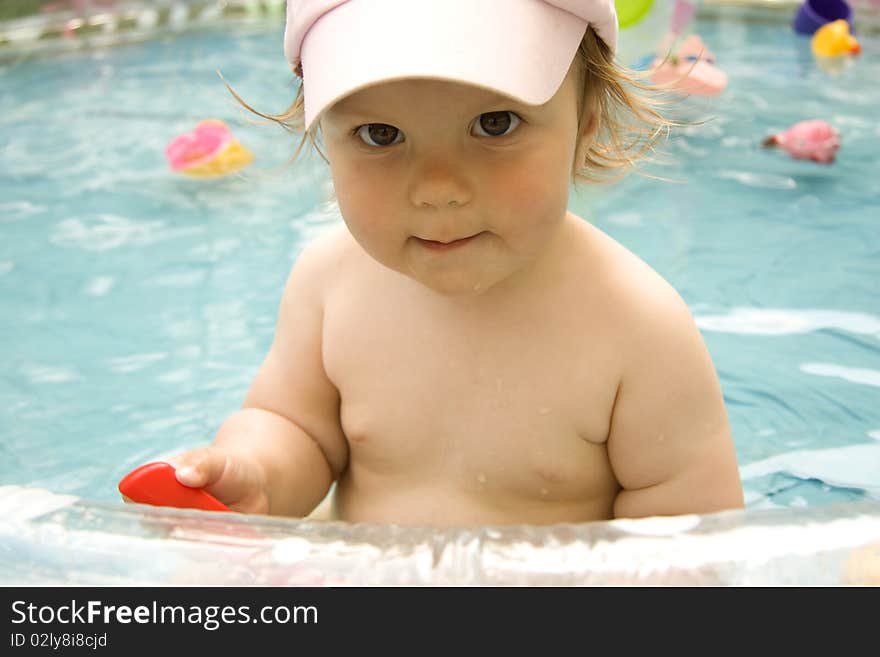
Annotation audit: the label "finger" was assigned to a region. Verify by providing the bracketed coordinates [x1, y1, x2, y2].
[167, 447, 228, 488]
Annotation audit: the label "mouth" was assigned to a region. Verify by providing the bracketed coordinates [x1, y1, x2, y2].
[413, 232, 484, 251]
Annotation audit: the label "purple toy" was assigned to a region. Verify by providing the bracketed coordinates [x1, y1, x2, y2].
[793, 0, 855, 35]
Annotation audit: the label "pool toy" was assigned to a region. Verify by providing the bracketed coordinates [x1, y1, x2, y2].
[811, 19, 861, 57]
[654, 0, 698, 57]
[616, 0, 674, 68]
[616, 0, 655, 29]
[649, 34, 728, 96]
[165, 119, 253, 177]
[118, 461, 230, 512]
[618, 1, 700, 70]
[762, 120, 841, 164]
[793, 0, 855, 35]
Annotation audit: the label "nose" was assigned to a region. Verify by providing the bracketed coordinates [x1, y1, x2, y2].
[408, 158, 472, 210]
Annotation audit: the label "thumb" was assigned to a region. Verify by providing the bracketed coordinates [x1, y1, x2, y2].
[167, 447, 229, 489]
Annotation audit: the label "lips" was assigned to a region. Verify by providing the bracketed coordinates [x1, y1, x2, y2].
[414, 232, 483, 251]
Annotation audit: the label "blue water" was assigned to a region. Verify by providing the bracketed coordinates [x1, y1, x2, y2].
[1, 15, 878, 511]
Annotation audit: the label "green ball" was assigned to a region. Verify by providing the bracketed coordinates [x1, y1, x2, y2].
[617, 0, 655, 29]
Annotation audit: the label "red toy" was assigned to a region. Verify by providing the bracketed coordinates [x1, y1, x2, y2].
[118, 462, 230, 512]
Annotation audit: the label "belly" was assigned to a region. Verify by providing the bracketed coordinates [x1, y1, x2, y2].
[332, 475, 618, 527]
[332, 396, 620, 526]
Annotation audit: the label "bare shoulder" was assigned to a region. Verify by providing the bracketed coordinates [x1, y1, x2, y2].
[574, 218, 693, 340]
[281, 222, 358, 299]
[573, 218, 744, 518]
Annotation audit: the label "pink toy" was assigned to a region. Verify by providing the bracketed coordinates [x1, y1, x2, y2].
[649, 35, 728, 96]
[762, 120, 841, 164]
[165, 119, 253, 177]
[670, 1, 698, 35]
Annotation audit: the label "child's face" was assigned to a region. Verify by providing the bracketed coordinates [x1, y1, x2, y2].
[321, 65, 581, 296]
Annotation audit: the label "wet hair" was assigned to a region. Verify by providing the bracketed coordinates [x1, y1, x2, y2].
[227, 26, 672, 185]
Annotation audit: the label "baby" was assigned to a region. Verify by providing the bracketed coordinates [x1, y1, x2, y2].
[152, 0, 744, 526]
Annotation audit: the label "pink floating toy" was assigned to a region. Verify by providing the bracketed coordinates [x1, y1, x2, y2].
[649, 35, 728, 96]
[165, 119, 253, 177]
[762, 120, 841, 164]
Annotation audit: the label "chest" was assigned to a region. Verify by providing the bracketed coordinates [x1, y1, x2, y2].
[321, 276, 621, 499]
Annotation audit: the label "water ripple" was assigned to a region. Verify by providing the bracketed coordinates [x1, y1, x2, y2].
[715, 170, 797, 190]
[696, 308, 880, 338]
[49, 215, 204, 252]
[20, 363, 81, 384]
[0, 200, 45, 221]
[105, 352, 169, 374]
[800, 363, 880, 388]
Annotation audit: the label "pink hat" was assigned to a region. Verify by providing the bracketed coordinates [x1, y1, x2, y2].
[284, 0, 619, 131]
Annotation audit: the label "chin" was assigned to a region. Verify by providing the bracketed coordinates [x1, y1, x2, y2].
[413, 269, 499, 297]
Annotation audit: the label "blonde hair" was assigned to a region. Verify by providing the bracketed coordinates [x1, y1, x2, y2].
[227, 27, 672, 185]
[571, 27, 673, 184]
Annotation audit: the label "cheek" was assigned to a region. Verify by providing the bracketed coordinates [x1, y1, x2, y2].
[487, 143, 572, 224]
[330, 161, 392, 235]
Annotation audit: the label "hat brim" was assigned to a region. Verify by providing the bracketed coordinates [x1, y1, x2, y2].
[300, 0, 589, 131]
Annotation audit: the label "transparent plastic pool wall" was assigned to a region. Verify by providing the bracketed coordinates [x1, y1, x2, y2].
[1, 0, 879, 584]
[2, 486, 880, 585]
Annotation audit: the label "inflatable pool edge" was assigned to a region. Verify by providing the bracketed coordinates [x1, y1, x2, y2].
[1, 486, 878, 585]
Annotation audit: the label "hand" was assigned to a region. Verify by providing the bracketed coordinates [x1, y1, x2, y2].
[166, 446, 271, 514]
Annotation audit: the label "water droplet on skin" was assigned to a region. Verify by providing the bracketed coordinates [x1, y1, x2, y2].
[477, 473, 487, 485]
[540, 487, 549, 497]
[538, 407, 551, 415]
[658, 433, 665, 441]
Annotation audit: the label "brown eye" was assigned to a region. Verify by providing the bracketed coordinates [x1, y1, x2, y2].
[356, 123, 403, 146]
[473, 111, 520, 137]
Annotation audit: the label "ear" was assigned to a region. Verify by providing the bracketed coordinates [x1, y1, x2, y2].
[581, 112, 599, 143]
[574, 112, 600, 169]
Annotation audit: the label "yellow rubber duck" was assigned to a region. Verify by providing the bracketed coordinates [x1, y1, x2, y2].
[811, 19, 861, 58]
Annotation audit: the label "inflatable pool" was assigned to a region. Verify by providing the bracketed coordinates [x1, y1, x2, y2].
[3, 486, 879, 585]
[2, 0, 880, 586]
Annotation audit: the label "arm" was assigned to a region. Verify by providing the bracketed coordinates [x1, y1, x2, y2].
[175, 234, 349, 516]
[607, 283, 744, 519]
